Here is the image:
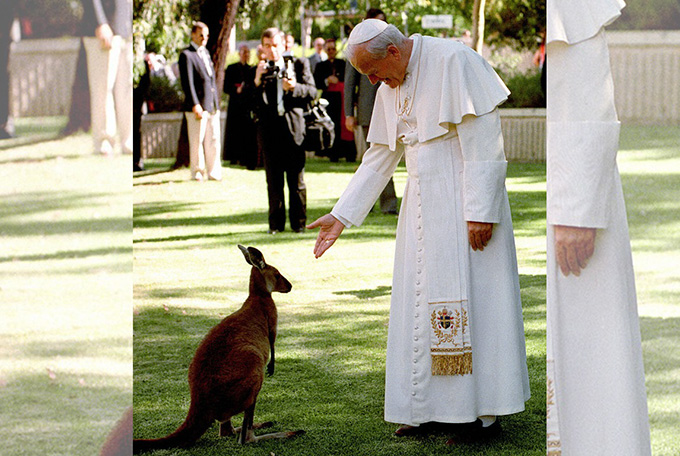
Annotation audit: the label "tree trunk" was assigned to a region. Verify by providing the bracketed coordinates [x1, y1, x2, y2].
[201, 0, 241, 95]
[471, 0, 486, 54]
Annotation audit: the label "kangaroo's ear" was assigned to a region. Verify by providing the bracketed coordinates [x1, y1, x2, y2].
[238, 245, 266, 270]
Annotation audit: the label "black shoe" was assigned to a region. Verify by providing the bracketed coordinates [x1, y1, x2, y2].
[446, 419, 501, 445]
[268, 229, 281, 235]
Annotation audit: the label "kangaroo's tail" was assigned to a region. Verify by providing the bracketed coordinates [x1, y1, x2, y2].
[133, 403, 212, 453]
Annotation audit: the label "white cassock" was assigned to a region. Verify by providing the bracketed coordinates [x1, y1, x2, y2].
[546, 0, 651, 455]
[331, 34, 530, 425]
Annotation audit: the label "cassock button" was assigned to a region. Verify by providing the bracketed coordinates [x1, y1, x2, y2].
[414, 336, 418, 341]
[414, 348, 418, 353]
[413, 381, 418, 386]
[415, 313, 419, 318]
[414, 326, 419, 330]
[411, 391, 416, 396]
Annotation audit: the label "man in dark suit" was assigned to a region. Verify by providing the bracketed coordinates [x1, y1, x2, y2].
[343, 8, 398, 214]
[253, 28, 316, 234]
[179, 22, 222, 181]
[223, 44, 258, 169]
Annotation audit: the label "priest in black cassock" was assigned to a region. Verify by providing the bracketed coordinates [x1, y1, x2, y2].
[314, 39, 355, 162]
[223, 44, 259, 169]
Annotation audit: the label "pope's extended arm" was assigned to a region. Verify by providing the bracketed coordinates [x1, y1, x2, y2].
[547, 28, 619, 277]
[307, 214, 345, 258]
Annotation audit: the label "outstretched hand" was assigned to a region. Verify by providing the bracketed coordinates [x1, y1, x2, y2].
[307, 214, 345, 258]
[554, 225, 597, 277]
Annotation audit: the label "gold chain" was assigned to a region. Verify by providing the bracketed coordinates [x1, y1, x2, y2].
[395, 38, 421, 120]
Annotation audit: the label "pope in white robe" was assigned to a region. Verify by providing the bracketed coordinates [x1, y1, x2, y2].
[546, 1, 651, 454]
[308, 20, 530, 438]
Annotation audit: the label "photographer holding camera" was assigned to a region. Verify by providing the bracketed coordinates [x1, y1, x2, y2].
[253, 28, 316, 234]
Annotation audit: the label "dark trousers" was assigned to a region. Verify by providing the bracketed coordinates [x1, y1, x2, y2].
[0, 13, 15, 137]
[258, 115, 307, 232]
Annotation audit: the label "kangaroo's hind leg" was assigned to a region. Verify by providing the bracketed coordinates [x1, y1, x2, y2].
[239, 403, 305, 443]
[219, 418, 236, 437]
[238, 404, 256, 444]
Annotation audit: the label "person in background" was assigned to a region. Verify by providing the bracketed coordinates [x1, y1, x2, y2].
[252, 28, 316, 234]
[344, 8, 398, 214]
[82, 0, 132, 156]
[283, 33, 295, 57]
[223, 44, 258, 169]
[178, 21, 222, 181]
[314, 38, 354, 162]
[308, 37, 326, 73]
[0, 7, 17, 139]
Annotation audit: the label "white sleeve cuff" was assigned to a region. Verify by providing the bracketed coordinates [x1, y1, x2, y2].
[463, 161, 508, 223]
[547, 120, 620, 228]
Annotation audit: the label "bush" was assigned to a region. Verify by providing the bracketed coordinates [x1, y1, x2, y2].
[146, 76, 184, 113]
[502, 69, 545, 108]
[17, 0, 83, 38]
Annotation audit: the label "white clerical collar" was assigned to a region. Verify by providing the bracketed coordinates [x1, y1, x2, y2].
[403, 34, 422, 84]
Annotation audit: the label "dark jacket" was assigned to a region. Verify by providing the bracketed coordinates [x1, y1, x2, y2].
[253, 56, 316, 146]
[179, 45, 219, 113]
[344, 64, 379, 127]
[80, 0, 131, 38]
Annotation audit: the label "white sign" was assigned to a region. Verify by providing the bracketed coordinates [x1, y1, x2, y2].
[422, 15, 453, 29]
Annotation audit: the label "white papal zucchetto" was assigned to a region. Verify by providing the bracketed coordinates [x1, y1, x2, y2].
[347, 18, 390, 45]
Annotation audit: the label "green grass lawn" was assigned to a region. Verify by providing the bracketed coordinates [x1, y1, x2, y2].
[619, 125, 680, 456]
[133, 156, 546, 455]
[0, 118, 132, 455]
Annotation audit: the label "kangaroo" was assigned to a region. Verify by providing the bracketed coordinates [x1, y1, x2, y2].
[133, 245, 304, 452]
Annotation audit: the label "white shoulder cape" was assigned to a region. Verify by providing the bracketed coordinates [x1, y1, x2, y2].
[367, 35, 509, 151]
[547, 0, 625, 44]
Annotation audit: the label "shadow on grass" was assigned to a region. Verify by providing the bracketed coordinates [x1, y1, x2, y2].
[15, 336, 131, 359]
[1, 372, 129, 455]
[134, 301, 545, 455]
[0, 190, 113, 218]
[624, 171, 680, 254]
[0, 246, 131, 263]
[0, 117, 71, 153]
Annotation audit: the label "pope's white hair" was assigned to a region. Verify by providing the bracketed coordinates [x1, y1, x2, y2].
[345, 24, 406, 65]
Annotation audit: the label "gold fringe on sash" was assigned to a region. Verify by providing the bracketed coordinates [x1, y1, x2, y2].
[429, 301, 473, 376]
[431, 351, 473, 376]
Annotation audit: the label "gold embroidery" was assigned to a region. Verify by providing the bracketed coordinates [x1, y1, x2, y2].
[430, 307, 467, 345]
[429, 303, 472, 376]
[546, 362, 562, 454]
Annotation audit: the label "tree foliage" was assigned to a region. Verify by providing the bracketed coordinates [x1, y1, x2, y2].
[133, 0, 545, 82]
[133, 0, 200, 80]
[609, 0, 680, 30]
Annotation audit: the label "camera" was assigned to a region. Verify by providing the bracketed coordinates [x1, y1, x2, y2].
[261, 57, 294, 83]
